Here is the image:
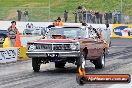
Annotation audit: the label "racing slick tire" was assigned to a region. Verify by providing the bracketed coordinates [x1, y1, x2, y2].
[93, 54, 105, 69]
[55, 62, 65, 68]
[32, 58, 41, 72]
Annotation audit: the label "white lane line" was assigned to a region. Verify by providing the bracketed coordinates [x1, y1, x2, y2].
[108, 75, 131, 88]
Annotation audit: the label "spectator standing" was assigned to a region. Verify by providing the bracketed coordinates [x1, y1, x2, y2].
[77, 6, 83, 22]
[82, 6, 87, 22]
[7, 21, 18, 47]
[91, 11, 96, 23]
[64, 10, 68, 22]
[108, 11, 112, 24]
[73, 11, 78, 23]
[89, 10, 93, 23]
[124, 15, 130, 24]
[99, 13, 103, 24]
[78, 9, 83, 22]
[17, 9, 22, 21]
[113, 10, 117, 24]
[105, 24, 111, 46]
[87, 11, 91, 23]
[56, 17, 63, 26]
[104, 12, 109, 24]
[83, 11, 86, 22]
[117, 11, 121, 23]
[95, 11, 100, 24]
[24, 9, 28, 22]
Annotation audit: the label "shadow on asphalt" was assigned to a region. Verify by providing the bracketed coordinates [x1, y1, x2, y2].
[32, 66, 103, 76]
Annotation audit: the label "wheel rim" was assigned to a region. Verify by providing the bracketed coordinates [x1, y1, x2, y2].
[101, 55, 105, 66]
[81, 55, 86, 69]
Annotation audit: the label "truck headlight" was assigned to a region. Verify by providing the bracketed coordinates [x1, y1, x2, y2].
[28, 44, 36, 51]
[70, 42, 80, 50]
[70, 44, 77, 50]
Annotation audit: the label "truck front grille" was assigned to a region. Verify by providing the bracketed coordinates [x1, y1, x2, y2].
[36, 44, 52, 50]
[53, 44, 71, 50]
[35, 44, 71, 51]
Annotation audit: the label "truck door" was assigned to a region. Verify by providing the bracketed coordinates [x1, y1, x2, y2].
[85, 28, 98, 59]
[90, 28, 104, 57]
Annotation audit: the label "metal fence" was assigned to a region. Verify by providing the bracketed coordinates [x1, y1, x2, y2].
[0, 7, 132, 24]
[0, 7, 73, 22]
[0, 7, 50, 22]
[69, 12, 132, 24]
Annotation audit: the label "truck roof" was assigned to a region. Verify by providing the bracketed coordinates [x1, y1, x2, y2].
[52, 26, 86, 29]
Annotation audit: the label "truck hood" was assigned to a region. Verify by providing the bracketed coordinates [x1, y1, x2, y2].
[31, 39, 79, 43]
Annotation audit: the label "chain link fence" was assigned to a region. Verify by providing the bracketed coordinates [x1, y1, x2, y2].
[0, 7, 75, 22]
[0, 7, 131, 24]
[0, 7, 50, 22]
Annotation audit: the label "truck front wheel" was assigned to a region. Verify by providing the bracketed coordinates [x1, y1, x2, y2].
[32, 58, 41, 72]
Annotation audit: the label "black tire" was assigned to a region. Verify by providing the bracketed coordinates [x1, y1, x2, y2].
[55, 62, 65, 68]
[109, 41, 111, 47]
[32, 58, 41, 72]
[76, 52, 86, 70]
[93, 54, 105, 69]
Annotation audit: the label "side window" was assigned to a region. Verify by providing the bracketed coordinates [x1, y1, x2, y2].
[82, 28, 88, 38]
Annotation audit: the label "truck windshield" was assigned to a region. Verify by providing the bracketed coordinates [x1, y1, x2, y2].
[46, 28, 87, 38]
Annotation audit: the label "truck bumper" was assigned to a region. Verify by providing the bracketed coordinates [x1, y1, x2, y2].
[26, 51, 80, 58]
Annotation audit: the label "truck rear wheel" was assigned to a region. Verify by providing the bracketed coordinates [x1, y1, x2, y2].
[55, 62, 65, 68]
[93, 54, 105, 69]
[32, 58, 41, 72]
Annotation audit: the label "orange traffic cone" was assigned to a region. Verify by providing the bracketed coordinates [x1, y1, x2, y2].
[14, 31, 21, 47]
